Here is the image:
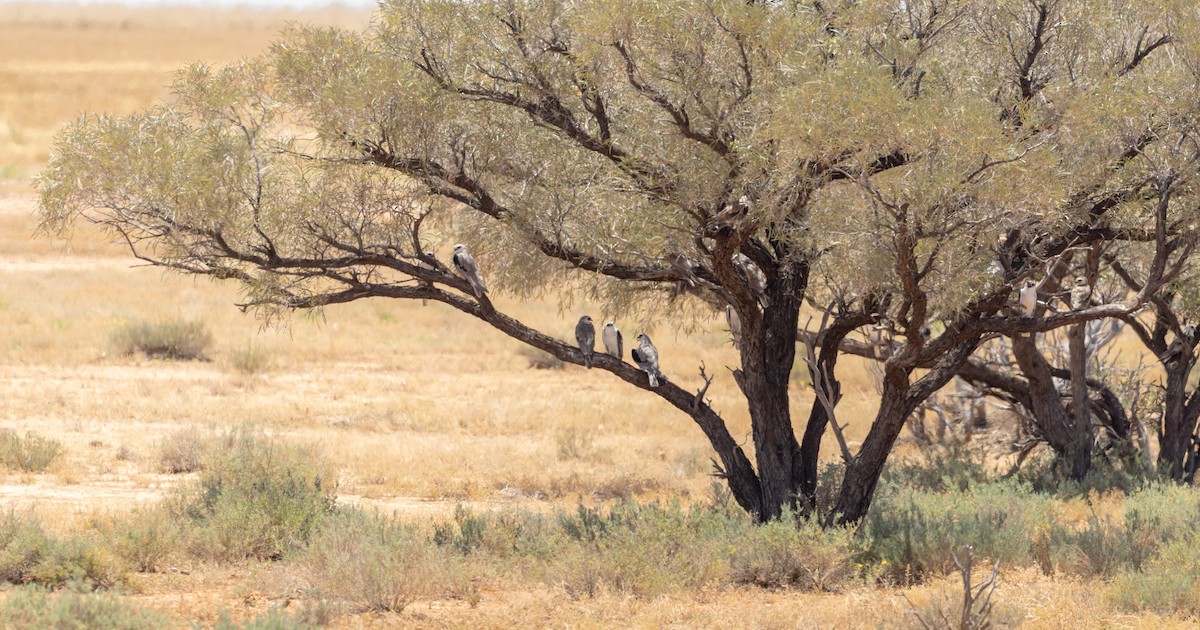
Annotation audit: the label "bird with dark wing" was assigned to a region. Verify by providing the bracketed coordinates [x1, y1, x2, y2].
[631, 333, 665, 387]
[725, 305, 742, 350]
[575, 315, 595, 369]
[451, 244, 488, 298]
[1160, 324, 1197, 367]
[602, 322, 623, 359]
[1018, 279, 1038, 317]
[735, 253, 770, 308]
[1070, 276, 1092, 310]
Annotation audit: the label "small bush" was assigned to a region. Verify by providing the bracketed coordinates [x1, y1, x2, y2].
[303, 509, 466, 614]
[0, 582, 167, 629]
[110, 318, 212, 360]
[0, 512, 124, 588]
[861, 482, 1060, 582]
[102, 507, 181, 573]
[543, 502, 733, 598]
[555, 427, 594, 461]
[518, 345, 564, 370]
[729, 513, 859, 591]
[225, 342, 273, 376]
[156, 427, 208, 474]
[169, 428, 336, 562]
[214, 606, 319, 629]
[0, 429, 63, 472]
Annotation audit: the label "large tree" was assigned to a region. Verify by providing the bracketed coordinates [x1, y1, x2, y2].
[38, 0, 1200, 524]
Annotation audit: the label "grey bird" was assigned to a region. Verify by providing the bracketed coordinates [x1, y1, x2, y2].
[631, 333, 665, 387]
[575, 315, 596, 368]
[725, 305, 743, 350]
[451, 244, 488, 298]
[1070, 276, 1092, 310]
[735, 253, 770, 308]
[602, 322, 623, 359]
[1018, 279, 1038, 317]
[1160, 324, 1197, 366]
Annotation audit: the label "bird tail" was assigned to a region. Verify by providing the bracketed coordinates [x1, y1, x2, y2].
[648, 373, 659, 387]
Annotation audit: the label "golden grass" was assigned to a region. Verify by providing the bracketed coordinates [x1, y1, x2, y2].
[0, 4, 1190, 627]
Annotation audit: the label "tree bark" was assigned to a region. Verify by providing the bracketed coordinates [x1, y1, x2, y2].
[739, 260, 808, 522]
[1011, 333, 1091, 479]
[1161, 361, 1192, 479]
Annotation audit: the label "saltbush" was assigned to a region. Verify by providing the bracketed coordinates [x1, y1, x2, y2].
[169, 428, 336, 562]
[0, 429, 63, 472]
[110, 318, 212, 360]
[0, 582, 167, 629]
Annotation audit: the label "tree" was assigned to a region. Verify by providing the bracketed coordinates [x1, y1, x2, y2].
[37, 0, 1200, 525]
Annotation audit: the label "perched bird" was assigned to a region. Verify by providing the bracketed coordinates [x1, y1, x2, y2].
[1018, 279, 1038, 317]
[1070, 276, 1092, 310]
[1160, 324, 1197, 366]
[668, 252, 703, 289]
[575, 315, 596, 369]
[451, 244, 488, 298]
[631, 333, 665, 387]
[707, 195, 750, 236]
[415, 250, 439, 306]
[602, 322, 624, 359]
[725, 305, 743, 350]
[735, 253, 770, 308]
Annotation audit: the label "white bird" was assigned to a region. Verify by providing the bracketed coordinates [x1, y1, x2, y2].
[725, 305, 742, 350]
[575, 315, 596, 369]
[1160, 324, 1197, 366]
[1070, 276, 1092, 310]
[735, 253, 770, 308]
[602, 322, 623, 359]
[1018, 279, 1038, 317]
[452, 244, 488, 298]
[631, 333, 664, 387]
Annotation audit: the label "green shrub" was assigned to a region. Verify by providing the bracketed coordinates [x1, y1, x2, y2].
[0, 429, 62, 472]
[102, 507, 181, 573]
[110, 318, 212, 360]
[0, 512, 124, 588]
[225, 342, 273, 376]
[169, 428, 336, 562]
[861, 482, 1060, 582]
[729, 512, 859, 591]
[303, 509, 465, 614]
[543, 502, 735, 598]
[214, 606, 319, 630]
[1103, 530, 1200, 615]
[156, 427, 208, 474]
[0, 582, 167, 629]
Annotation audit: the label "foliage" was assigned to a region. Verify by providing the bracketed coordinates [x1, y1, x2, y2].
[302, 508, 465, 614]
[110, 318, 212, 361]
[862, 481, 1061, 582]
[0, 512, 124, 589]
[156, 427, 209, 474]
[168, 428, 337, 562]
[0, 582, 167, 630]
[728, 512, 859, 591]
[0, 429, 62, 472]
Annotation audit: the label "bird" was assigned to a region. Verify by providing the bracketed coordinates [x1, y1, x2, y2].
[1160, 324, 1197, 366]
[1018, 279, 1038, 317]
[575, 315, 595, 369]
[725, 305, 742, 350]
[1070, 276, 1092, 310]
[735, 253, 770, 308]
[451, 244, 488, 298]
[706, 195, 750, 236]
[631, 333, 665, 387]
[602, 322, 623, 360]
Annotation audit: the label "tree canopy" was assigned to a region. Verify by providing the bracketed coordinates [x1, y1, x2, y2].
[38, 0, 1200, 524]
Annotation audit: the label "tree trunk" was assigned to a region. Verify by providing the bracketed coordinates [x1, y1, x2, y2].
[1011, 333, 1091, 479]
[1067, 323, 1093, 478]
[830, 339, 978, 526]
[739, 263, 807, 522]
[1161, 361, 1191, 479]
[829, 366, 912, 525]
[798, 314, 872, 510]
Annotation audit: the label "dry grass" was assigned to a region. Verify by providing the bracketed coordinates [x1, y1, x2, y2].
[0, 3, 1189, 627]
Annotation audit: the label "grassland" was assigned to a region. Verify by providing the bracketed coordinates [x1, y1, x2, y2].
[0, 3, 1197, 628]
